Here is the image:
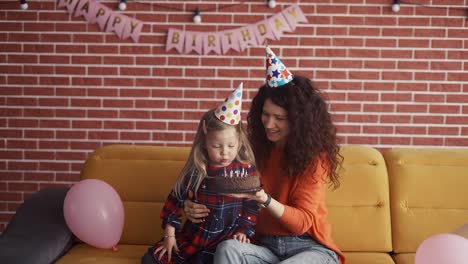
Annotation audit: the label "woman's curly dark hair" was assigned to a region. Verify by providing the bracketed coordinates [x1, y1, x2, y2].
[247, 75, 342, 189]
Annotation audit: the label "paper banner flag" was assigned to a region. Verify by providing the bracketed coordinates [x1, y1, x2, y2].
[250, 20, 276, 45]
[122, 18, 144, 43]
[95, 4, 112, 31]
[282, 4, 308, 30]
[268, 13, 293, 40]
[107, 13, 126, 38]
[220, 29, 241, 54]
[65, 0, 80, 13]
[166, 28, 185, 53]
[74, 0, 91, 21]
[57, 0, 67, 8]
[203, 32, 222, 55]
[237, 26, 257, 51]
[184, 31, 203, 54]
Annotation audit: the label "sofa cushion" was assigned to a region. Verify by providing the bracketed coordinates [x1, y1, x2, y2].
[392, 253, 415, 264]
[80, 145, 190, 245]
[0, 187, 74, 264]
[327, 145, 393, 252]
[384, 148, 468, 253]
[344, 252, 395, 264]
[56, 243, 148, 264]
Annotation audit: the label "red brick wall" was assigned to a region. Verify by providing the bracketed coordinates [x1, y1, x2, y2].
[1, 0, 468, 231]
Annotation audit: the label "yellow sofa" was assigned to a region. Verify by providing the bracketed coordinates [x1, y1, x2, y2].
[56, 145, 468, 264]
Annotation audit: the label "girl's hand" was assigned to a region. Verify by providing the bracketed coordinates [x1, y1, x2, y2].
[184, 190, 210, 223]
[233, 232, 250, 243]
[153, 237, 179, 262]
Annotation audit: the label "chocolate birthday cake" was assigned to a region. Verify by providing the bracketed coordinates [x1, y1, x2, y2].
[206, 164, 261, 193]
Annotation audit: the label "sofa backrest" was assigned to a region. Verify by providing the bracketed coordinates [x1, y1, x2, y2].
[80, 145, 190, 245]
[384, 148, 468, 253]
[327, 145, 393, 252]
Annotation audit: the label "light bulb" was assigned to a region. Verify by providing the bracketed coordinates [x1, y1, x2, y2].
[118, 0, 127, 11]
[193, 14, 201, 24]
[20, 0, 28, 10]
[268, 0, 276, 8]
[392, 0, 400, 13]
[193, 9, 201, 24]
[118, 2, 127, 11]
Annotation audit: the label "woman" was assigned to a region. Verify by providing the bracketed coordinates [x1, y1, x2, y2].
[184, 47, 345, 264]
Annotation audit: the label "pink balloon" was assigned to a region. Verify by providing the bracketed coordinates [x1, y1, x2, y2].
[64, 179, 124, 249]
[415, 233, 468, 264]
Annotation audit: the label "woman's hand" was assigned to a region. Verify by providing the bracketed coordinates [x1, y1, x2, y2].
[233, 232, 250, 243]
[224, 189, 267, 203]
[183, 190, 210, 223]
[153, 237, 179, 262]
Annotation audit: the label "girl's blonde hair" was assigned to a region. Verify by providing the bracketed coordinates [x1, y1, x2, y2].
[173, 109, 256, 199]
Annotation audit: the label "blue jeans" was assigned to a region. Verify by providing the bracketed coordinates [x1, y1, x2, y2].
[214, 234, 340, 264]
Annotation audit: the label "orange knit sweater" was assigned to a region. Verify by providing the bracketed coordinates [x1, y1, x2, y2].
[255, 148, 345, 264]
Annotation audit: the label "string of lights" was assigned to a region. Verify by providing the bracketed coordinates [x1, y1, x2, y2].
[118, 0, 276, 24]
[391, 0, 468, 13]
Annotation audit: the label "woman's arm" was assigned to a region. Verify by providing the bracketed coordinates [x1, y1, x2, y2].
[225, 190, 285, 219]
[183, 190, 210, 223]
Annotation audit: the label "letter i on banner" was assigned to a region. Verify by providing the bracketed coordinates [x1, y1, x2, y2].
[184, 31, 203, 54]
[121, 18, 144, 43]
[282, 4, 308, 30]
[203, 33, 221, 55]
[166, 28, 185, 53]
[220, 29, 241, 54]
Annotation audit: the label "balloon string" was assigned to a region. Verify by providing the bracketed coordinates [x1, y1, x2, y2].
[112, 245, 119, 252]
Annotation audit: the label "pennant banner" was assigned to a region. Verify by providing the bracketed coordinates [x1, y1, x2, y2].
[58, 0, 143, 43]
[167, 4, 308, 55]
[58, 1, 306, 48]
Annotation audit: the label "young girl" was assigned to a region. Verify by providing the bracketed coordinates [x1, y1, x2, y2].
[141, 83, 260, 264]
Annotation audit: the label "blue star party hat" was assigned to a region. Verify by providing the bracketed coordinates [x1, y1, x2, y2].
[266, 46, 293, 88]
[215, 82, 243, 125]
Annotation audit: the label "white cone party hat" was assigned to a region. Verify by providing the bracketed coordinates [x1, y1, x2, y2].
[215, 83, 243, 125]
[266, 46, 293, 88]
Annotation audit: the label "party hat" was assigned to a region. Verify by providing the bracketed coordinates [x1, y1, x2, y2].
[266, 46, 293, 88]
[215, 83, 243, 125]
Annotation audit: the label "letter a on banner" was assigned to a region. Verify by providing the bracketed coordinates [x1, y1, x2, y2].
[268, 13, 293, 40]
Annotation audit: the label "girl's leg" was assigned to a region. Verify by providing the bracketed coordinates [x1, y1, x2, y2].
[214, 239, 279, 264]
